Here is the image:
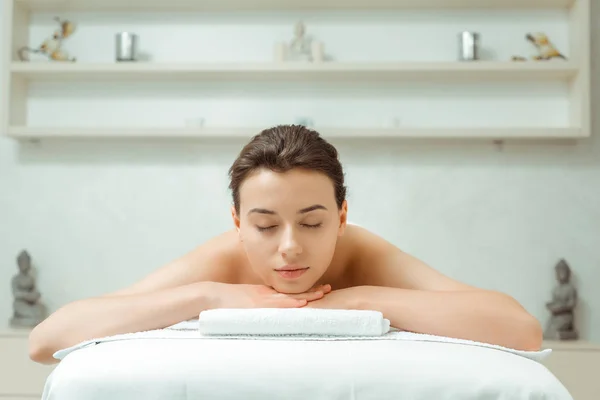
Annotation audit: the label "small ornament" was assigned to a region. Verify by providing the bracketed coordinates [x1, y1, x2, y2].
[10, 250, 47, 328]
[543, 259, 578, 341]
[511, 32, 567, 62]
[273, 21, 326, 63]
[18, 17, 77, 62]
[287, 21, 313, 62]
[527, 33, 567, 61]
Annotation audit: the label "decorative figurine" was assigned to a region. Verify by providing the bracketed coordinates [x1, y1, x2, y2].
[18, 17, 77, 62]
[543, 259, 578, 341]
[10, 250, 47, 328]
[511, 32, 566, 62]
[288, 21, 314, 62]
[273, 21, 326, 63]
[526, 33, 567, 60]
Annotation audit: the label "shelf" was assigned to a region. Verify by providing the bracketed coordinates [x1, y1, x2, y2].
[0, 327, 32, 338]
[14, 0, 576, 12]
[7, 126, 584, 140]
[4, 0, 591, 140]
[543, 340, 600, 351]
[10, 62, 579, 83]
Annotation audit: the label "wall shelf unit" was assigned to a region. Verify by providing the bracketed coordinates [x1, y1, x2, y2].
[2, 0, 591, 141]
[10, 62, 580, 83]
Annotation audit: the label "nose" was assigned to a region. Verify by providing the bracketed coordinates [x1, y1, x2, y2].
[278, 226, 303, 258]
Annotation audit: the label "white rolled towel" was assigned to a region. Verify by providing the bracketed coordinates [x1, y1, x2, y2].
[198, 308, 391, 337]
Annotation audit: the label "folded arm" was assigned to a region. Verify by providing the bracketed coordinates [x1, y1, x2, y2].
[29, 282, 215, 365]
[354, 286, 542, 351]
[346, 227, 543, 351]
[28, 233, 238, 365]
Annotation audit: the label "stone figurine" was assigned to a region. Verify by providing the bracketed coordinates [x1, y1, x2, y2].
[273, 21, 325, 63]
[10, 250, 47, 328]
[287, 21, 313, 62]
[543, 259, 578, 341]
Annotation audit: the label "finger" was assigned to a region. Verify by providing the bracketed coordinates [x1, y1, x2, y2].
[266, 294, 308, 308]
[272, 290, 324, 302]
[277, 298, 307, 308]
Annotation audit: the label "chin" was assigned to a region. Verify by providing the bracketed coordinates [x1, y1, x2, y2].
[271, 283, 310, 295]
[270, 279, 315, 295]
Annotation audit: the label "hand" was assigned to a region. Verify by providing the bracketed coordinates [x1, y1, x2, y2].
[210, 282, 332, 309]
[304, 287, 363, 310]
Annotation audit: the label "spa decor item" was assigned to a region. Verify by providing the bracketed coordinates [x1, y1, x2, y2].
[511, 32, 566, 62]
[116, 32, 139, 62]
[10, 250, 47, 328]
[18, 17, 77, 62]
[274, 21, 325, 63]
[543, 259, 578, 341]
[458, 31, 480, 61]
[526, 32, 567, 61]
[288, 21, 313, 62]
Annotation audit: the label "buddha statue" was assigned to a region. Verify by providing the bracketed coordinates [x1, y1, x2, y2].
[10, 250, 47, 328]
[543, 259, 578, 340]
[288, 21, 313, 62]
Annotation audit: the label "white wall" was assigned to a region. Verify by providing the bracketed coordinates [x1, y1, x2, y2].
[1, 4, 599, 341]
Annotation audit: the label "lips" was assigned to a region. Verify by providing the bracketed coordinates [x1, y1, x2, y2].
[275, 265, 308, 271]
[275, 265, 309, 280]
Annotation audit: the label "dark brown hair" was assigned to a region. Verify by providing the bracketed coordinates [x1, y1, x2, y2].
[228, 124, 346, 214]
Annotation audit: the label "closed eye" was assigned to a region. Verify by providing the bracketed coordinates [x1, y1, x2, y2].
[302, 223, 322, 229]
[257, 225, 277, 232]
[256, 223, 322, 232]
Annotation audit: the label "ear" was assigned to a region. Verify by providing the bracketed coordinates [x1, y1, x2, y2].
[231, 206, 241, 233]
[337, 200, 348, 236]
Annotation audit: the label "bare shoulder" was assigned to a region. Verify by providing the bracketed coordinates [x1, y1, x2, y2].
[340, 224, 397, 273]
[183, 229, 247, 284]
[342, 224, 475, 292]
[106, 229, 243, 297]
[342, 224, 393, 253]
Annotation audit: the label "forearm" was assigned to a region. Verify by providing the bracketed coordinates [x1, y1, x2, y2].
[29, 282, 215, 365]
[357, 286, 543, 351]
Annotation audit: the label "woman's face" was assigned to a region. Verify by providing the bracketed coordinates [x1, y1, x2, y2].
[232, 168, 347, 294]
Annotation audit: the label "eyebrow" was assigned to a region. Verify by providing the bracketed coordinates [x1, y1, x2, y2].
[247, 204, 327, 216]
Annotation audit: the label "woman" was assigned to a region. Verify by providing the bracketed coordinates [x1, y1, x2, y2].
[29, 125, 542, 365]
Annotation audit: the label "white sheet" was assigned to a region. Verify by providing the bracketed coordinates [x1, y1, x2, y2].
[53, 319, 551, 362]
[42, 325, 572, 400]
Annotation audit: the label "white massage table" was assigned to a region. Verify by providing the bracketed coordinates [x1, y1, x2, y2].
[42, 329, 572, 400]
